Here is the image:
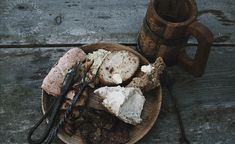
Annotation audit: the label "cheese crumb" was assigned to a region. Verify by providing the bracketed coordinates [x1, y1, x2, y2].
[141, 64, 152, 74]
[112, 74, 123, 84]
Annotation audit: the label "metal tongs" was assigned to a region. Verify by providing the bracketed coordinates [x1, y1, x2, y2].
[27, 62, 95, 144]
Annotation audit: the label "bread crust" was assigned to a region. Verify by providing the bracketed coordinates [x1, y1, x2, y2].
[41, 48, 86, 96]
[98, 50, 140, 85]
[127, 57, 165, 92]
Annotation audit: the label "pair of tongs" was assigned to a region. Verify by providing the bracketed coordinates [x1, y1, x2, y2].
[46, 63, 97, 143]
[27, 63, 94, 144]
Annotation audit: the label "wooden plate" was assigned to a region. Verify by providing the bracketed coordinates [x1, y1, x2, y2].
[41, 43, 162, 144]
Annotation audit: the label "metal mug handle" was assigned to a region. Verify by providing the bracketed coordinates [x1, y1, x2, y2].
[178, 21, 213, 77]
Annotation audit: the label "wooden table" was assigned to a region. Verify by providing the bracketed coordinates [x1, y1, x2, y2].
[0, 0, 234, 143]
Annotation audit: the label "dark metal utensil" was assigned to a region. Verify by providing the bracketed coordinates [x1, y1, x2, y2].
[46, 64, 98, 144]
[46, 79, 89, 143]
[161, 70, 190, 144]
[27, 64, 80, 144]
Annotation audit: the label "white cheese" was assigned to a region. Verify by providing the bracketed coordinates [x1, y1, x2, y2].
[112, 74, 123, 84]
[141, 64, 152, 75]
[94, 86, 145, 125]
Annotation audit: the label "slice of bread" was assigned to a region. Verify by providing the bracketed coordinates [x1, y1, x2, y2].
[98, 50, 140, 85]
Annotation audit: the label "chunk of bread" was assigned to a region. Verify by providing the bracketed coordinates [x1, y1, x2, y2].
[94, 86, 145, 125]
[127, 57, 165, 92]
[98, 50, 139, 85]
[41, 48, 86, 96]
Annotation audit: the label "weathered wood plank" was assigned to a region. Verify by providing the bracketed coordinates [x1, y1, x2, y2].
[0, 48, 66, 144]
[196, 0, 235, 44]
[0, 46, 234, 143]
[173, 47, 235, 110]
[0, 0, 234, 45]
[170, 46, 235, 143]
[0, 47, 178, 144]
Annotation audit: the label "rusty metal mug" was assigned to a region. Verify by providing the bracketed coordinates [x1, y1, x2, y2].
[137, 0, 213, 77]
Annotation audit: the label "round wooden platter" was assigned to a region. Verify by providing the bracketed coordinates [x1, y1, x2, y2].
[41, 43, 162, 144]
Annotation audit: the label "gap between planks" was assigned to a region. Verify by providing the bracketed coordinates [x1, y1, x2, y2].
[0, 43, 235, 48]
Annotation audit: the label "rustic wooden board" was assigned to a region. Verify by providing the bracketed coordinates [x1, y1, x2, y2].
[0, 48, 65, 144]
[170, 46, 235, 144]
[0, 46, 234, 143]
[0, 47, 178, 144]
[173, 47, 235, 110]
[0, 0, 234, 46]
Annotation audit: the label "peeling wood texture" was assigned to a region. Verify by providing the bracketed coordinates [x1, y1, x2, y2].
[0, 46, 234, 143]
[0, 0, 234, 45]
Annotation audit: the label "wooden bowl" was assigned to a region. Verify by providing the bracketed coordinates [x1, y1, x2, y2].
[41, 43, 162, 144]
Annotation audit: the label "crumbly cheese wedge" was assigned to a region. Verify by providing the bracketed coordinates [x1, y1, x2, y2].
[94, 86, 145, 125]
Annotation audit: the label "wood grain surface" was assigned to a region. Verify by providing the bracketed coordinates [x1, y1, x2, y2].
[0, 0, 234, 46]
[0, 46, 234, 143]
[0, 0, 234, 143]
